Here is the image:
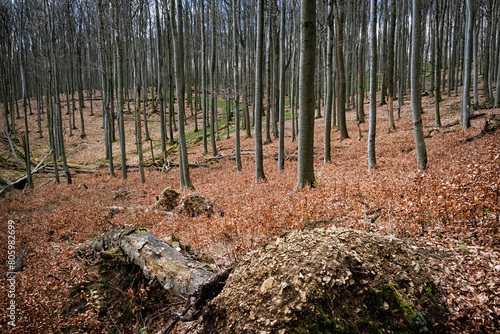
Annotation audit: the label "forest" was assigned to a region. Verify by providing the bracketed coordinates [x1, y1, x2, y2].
[1, 0, 500, 333]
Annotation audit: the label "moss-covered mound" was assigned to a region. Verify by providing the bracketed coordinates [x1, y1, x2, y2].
[202, 227, 447, 333]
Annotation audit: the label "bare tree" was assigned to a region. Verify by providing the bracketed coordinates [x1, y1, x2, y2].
[232, 0, 242, 171]
[170, 0, 194, 189]
[462, 0, 474, 130]
[254, 0, 266, 181]
[368, 0, 377, 169]
[297, 0, 316, 189]
[278, 0, 286, 171]
[410, 0, 427, 170]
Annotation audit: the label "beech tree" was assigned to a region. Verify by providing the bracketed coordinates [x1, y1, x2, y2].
[297, 0, 316, 189]
[170, 0, 193, 189]
[410, 0, 427, 170]
[368, 0, 377, 169]
[462, 0, 475, 130]
[3, 0, 500, 191]
[254, 0, 266, 181]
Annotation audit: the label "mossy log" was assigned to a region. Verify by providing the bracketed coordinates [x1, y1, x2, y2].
[77, 229, 213, 298]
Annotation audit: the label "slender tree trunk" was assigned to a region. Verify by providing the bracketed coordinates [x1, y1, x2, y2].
[324, 5, 334, 164]
[254, 0, 266, 181]
[297, 0, 316, 189]
[170, 0, 194, 189]
[201, 1, 208, 154]
[410, 0, 428, 170]
[210, 0, 218, 157]
[472, 12, 479, 110]
[230, 0, 242, 171]
[368, 0, 377, 169]
[18, 11, 33, 188]
[357, 5, 367, 124]
[97, 0, 114, 176]
[265, 23, 272, 145]
[278, 0, 286, 171]
[483, 0, 492, 105]
[462, 0, 474, 130]
[113, 2, 127, 179]
[434, 0, 443, 127]
[386, 0, 396, 132]
[334, 0, 349, 141]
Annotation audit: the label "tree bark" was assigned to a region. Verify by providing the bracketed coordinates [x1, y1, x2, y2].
[254, 0, 266, 181]
[334, 0, 349, 141]
[368, 0, 377, 169]
[232, 0, 242, 171]
[462, 0, 474, 130]
[77, 229, 213, 298]
[324, 5, 334, 164]
[386, 0, 396, 132]
[170, 0, 194, 189]
[278, 0, 286, 171]
[297, 0, 316, 189]
[410, 0, 428, 170]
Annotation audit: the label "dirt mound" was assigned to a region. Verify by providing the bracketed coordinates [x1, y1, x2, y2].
[202, 227, 447, 333]
[176, 193, 214, 217]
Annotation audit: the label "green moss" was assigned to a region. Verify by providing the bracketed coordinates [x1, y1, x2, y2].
[293, 302, 352, 334]
[380, 284, 416, 321]
[365, 283, 430, 333]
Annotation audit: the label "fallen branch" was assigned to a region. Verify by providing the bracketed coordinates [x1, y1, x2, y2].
[204, 151, 254, 162]
[160, 159, 209, 173]
[464, 114, 499, 142]
[3, 134, 20, 164]
[425, 128, 440, 139]
[0, 150, 52, 196]
[443, 120, 459, 128]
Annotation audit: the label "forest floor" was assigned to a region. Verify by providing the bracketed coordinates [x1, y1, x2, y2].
[0, 88, 499, 333]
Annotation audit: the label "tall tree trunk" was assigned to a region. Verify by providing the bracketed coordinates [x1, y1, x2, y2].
[368, 0, 377, 169]
[410, 0, 428, 170]
[232, 0, 242, 171]
[334, 0, 349, 141]
[170, 0, 194, 189]
[324, 5, 334, 164]
[265, 22, 272, 145]
[434, 0, 443, 127]
[357, 4, 367, 124]
[97, 0, 114, 176]
[386, 0, 396, 132]
[472, 11, 479, 110]
[201, 1, 208, 154]
[297, 0, 316, 189]
[462, 0, 474, 130]
[210, 0, 218, 157]
[278, 0, 286, 171]
[254, 0, 266, 181]
[155, 0, 166, 162]
[483, 0, 492, 105]
[113, 1, 127, 179]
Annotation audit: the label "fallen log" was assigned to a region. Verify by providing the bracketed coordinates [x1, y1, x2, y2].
[0, 150, 52, 196]
[204, 151, 254, 162]
[76, 229, 213, 298]
[161, 159, 209, 174]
